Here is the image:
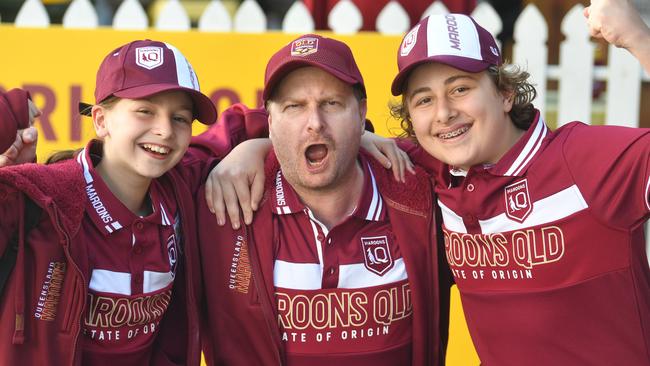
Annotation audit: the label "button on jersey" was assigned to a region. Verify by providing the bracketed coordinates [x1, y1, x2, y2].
[76, 142, 180, 363]
[272, 158, 413, 365]
[434, 114, 650, 365]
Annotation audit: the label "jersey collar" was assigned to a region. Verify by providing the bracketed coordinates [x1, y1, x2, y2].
[77, 140, 174, 236]
[271, 155, 386, 222]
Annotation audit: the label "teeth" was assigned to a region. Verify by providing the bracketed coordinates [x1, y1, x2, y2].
[438, 126, 469, 139]
[142, 144, 170, 154]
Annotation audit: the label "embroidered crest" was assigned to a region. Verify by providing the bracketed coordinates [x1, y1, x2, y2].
[504, 179, 533, 223]
[400, 24, 420, 56]
[361, 236, 393, 276]
[136, 46, 164, 70]
[291, 37, 319, 56]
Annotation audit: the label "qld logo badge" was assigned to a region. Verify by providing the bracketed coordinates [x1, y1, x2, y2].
[504, 179, 532, 223]
[291, 37, 318, 56]
[361, 236, 393, 276]
[400, 24, 420, 56]
[136, 47, 164, 70]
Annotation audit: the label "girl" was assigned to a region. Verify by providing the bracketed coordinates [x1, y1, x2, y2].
[0, 39, 230, 366]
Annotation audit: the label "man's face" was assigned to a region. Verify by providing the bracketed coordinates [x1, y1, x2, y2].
[267, 66, 367, 196]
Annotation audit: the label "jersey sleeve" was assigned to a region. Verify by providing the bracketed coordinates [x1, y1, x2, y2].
[0, 186, 21, 254]
[178, 103, 270, 192]
[0, 89, 31, 154]
[563, 124, 650, 229]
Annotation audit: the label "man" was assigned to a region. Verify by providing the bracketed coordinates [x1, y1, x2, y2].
[196, 34, 449, 365]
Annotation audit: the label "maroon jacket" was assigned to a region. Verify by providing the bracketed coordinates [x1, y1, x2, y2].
[0, 98, 267, 365]
[196, 148, 450, 365]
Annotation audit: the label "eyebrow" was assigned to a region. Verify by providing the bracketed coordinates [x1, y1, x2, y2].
[407, 74, 477, 101]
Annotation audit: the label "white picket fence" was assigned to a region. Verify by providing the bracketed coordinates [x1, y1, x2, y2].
[5, 0, 650, 254]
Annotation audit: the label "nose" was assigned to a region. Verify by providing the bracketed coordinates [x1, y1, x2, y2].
[152, 115, 174, 139]
[305, 105, 324, 133]
[435, 97, 457, 125]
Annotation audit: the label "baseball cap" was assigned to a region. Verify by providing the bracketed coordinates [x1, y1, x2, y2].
[262, 34, 366, 101]
[391, 13, 501, 96]
[80, 39, 217, 125]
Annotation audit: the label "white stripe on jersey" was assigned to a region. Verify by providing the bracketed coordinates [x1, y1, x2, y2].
[306, 208, 327, 275]
[282, 206, 291, 214]
[159, 202, 171, 225]
[439, 200, 468, 233]
[367, 167, 380, 220]
[89, 269, 174, 295]
[89, 269, 131, 295]
[479, 185, 588, 234]
[274, 260, 322, 290]
[111, 221, 122, 230]
[143, 271, 174, 293]
[504, 117, 548, 176]
[164, 42, 199, 90]
[440, 184, 588, 234]
[77, 149, 94, 184]
[338, 258, 407, 288]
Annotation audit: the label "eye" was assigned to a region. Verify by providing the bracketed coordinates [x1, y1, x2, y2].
[173, 114, 192, 125]
[415, 96, 432, 106]
[282, 103, 301, 112]
[452, 86, 470, 95]
[137, 108, 153, 115]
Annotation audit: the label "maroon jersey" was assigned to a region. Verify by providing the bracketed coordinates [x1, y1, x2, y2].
[433, 112, 650, 365]
[272, 157, 413, 365]
[76, 142, 180, 364]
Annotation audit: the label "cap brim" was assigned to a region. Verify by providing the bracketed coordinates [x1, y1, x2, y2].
[391, 56, 493, 96]
[114, 84, 217, 125]
[263, 60, 360, 101]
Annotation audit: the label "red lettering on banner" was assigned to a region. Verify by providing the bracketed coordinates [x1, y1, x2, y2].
[210, 89, 240, 115]
[24, 84, 57, 141]
[70, 85, 82, 141]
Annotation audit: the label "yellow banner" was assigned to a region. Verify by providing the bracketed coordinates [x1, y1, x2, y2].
[0, 26, 478, 365]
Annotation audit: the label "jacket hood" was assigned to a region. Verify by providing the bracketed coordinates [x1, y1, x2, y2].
[0, 159, 86, 237]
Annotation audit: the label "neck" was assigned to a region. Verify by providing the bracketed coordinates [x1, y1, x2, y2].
[296, 162, 364, 230]
[96, 160, 151, 215]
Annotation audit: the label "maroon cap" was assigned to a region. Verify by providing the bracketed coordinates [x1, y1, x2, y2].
[392, 13, 501, 96]
[263, 34, 366, 101]
[81, 39, 217, 124]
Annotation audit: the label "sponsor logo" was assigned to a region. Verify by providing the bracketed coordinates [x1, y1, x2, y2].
[291, 37, 319, 57]
[443, 225, 565, 282]
[34, 261, 66, 321]
[276, 282, 411, 331]
[445, 14, 462, 51]
[400, 24, 420, 56]
[229, 235, 251, 293]
[84, 289, 171, 342]
[361, 236, 393, 276]
[504, 179, 532, 222]
[490, 45, 499, 57]
[136, 46, 164, 70]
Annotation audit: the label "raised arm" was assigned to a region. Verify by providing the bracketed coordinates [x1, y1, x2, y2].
[585, 0, 650, 74]
[0, 89, 40, 167]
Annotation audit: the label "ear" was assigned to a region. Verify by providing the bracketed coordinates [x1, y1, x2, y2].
[267, 112, 275, 141]
[92, 105, 109, 138]
[501, 90, 514, 113]
[358, 98, 368, 131]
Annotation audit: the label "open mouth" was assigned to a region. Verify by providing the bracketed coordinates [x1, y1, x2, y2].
[140, 143, 171, 157]
[437, 125, 470, 140]
[305, 144, 328, 167]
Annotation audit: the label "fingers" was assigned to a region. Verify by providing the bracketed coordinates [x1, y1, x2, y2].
[250, 172, 265, 213]
[0, 155, 9, 168]
[220, 178, 242, 230]
[20, 127, 37, 144]
[232, 175, 253, 227]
